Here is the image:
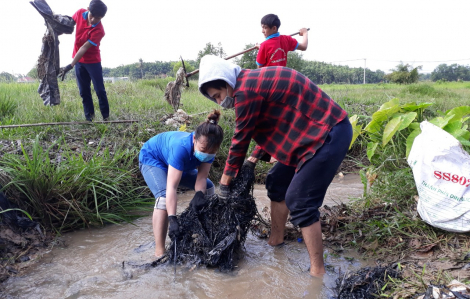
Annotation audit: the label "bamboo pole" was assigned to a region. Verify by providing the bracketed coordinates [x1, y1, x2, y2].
[0, 120, 138, 129]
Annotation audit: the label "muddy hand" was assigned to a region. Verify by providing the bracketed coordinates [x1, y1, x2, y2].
[168, 215, 181, 240]
[58, 64, 73, 81]
[219, 184, 230, 199]
[189, 191, 207, 214]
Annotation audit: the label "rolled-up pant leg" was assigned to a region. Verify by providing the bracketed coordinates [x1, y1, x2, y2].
[286, 118, 353, 228]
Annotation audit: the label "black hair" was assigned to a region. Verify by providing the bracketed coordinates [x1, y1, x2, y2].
[261, 14, 281, 29]
[89, 0, 107, 18]
[194, 110, 224, 152]
[201, 79, 227, 100]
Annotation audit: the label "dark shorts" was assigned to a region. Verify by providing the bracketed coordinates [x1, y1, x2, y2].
[265, 117, 353, 228]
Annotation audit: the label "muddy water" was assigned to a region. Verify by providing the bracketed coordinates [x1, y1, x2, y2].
[3, 174, 366, 299]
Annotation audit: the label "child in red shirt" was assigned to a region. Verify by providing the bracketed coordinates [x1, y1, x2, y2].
[58, 0, 109, 121]
[256, 14, 308, 68]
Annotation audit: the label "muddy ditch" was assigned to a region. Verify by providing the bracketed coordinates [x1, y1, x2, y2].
[2, 129, 470, 296]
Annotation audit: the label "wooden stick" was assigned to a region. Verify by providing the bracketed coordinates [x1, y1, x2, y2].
[0, 120, 138, 129]
[185, 28, 310, 78]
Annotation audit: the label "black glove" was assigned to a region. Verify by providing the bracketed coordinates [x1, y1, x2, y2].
[219, 184, 230, 199]
[58, 64, 73, 81]
[168, 215, 180, 240]
[189, 191, 206, 213]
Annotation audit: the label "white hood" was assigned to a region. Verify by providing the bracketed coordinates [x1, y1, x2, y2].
[198, 55, 241, 102]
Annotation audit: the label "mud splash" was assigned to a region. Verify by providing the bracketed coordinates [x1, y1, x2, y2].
[2, 175, 368, 298]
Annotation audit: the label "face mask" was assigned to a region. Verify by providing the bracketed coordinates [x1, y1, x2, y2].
[194, 150, 215, 163]
[220, 87, 234, 109]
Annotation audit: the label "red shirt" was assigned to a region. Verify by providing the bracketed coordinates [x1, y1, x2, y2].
[256, 34, 298, 67]
[72, 9, 105, 64]
[224, 67, 348, 177]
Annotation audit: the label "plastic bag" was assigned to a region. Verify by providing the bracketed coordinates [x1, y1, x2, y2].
[407, 121, 470, 232]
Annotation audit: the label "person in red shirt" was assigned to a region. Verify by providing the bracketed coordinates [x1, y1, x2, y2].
[58, 0, 109, 122]
[198, 55, 352, 278]
[256, 14, 308, 68]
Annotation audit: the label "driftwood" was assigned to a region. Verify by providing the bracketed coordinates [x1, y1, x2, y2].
[0, 120, 138, 129]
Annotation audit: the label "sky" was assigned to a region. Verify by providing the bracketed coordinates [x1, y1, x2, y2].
[2, 0, 470, 76]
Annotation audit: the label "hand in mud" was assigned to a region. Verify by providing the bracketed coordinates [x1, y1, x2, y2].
[219, 184, 230, 200]
[58, 64, 73, 81]
[242, 160, 256, 170]
[189, 191, 206, 214]
[168, 215, 181, 240]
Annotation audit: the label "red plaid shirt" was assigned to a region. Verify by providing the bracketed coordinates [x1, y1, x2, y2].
[224, 67, 348, 177]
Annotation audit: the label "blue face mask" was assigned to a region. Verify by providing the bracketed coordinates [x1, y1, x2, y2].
[194, 150, 215, 163]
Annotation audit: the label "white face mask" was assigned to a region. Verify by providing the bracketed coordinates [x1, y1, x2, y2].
[220, 86, 234, 109]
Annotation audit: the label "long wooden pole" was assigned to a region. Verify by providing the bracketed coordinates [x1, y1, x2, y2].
[185, 28, 310, 78]
[0, 120, 138, 129]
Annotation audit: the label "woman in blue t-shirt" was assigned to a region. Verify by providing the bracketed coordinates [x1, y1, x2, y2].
[139, 110, 224, 257]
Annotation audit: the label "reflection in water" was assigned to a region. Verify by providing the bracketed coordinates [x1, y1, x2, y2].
[3, 175, 367, 299]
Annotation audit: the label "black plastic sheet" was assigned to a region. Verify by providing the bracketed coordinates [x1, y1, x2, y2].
[30, 0, 75, 106]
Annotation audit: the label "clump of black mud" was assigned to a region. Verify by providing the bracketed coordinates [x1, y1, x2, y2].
[134, 164, 258, 272]
[170, 163, 257, 271]
[334, 264, 401, 299]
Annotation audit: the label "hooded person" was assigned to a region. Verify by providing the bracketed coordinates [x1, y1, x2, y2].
[198, 55, 353, 278]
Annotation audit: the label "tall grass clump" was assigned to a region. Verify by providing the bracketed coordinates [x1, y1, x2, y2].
[0, 136, 153, 231]
[403, 84, 440, 97]
[0, 94, 17, 120]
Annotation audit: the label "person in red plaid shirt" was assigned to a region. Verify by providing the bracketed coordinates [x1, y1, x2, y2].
[198, 55, 352, 277]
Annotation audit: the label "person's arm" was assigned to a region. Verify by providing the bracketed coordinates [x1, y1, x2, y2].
[166, 165, 183, 216]
[195, 163, 211, 193]
[221, 92, 264, 185]
[58, 41, 94, 80]
[71, 41, 94, 66]
[255, 43, 266, 68]
[296, 28, 308, 51]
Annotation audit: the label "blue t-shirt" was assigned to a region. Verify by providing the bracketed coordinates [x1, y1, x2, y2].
[139, 131, 214, 172]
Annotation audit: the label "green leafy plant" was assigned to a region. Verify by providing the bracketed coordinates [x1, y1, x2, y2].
[350, 99, 470, 162]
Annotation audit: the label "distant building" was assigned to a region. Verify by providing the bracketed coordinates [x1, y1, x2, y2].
[17, 76, 36, 83]
[103, 77, 130, 83]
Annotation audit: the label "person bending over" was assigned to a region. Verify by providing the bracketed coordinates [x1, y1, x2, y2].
[139, 110, 224, 258]
[198, 55, 352, 277]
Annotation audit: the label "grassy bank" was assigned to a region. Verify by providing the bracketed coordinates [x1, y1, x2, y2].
[1, 80, 470, 230]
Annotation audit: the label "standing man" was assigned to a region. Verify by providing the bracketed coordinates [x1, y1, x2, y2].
[59, 0, 109, 122]
[256, 14, 308, 68]
[198, 55, 352, 277]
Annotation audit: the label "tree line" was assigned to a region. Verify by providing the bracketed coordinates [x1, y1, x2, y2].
[6, 42, 468, 84]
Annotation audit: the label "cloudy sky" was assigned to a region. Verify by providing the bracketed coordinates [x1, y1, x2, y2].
[2, 0, 470, 75]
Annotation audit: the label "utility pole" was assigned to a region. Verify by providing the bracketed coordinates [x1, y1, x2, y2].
[363, 58, 366, 84]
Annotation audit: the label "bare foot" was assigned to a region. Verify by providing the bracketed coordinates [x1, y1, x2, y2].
[309, 268, 326, 278]
[267, 238, 285, 247]
[155, 249, 165, 258]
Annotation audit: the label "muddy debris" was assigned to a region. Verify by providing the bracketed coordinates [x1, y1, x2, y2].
[0, 190, 54, 283]
[160, 109, 192, 128]
[334, 264, 401, 299]
[125, 162, 259, 272]
[416, 280, 470, 299]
